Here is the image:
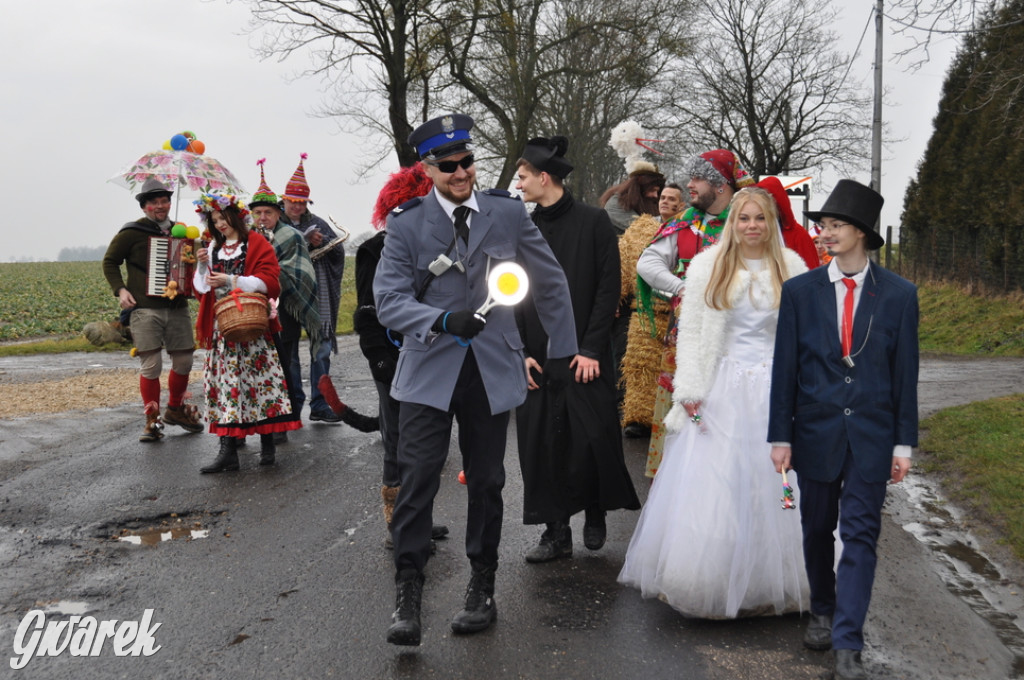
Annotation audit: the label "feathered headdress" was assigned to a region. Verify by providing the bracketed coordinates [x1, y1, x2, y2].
[608, 120, 662, 175]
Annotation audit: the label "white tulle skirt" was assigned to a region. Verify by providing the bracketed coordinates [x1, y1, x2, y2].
[618, 354, 809, 619]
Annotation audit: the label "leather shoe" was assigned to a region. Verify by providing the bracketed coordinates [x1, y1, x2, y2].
[451, 565, 497, 634]
[623, 422, 651, 438]
[803, 612, 833, 651]
[525, 523, 572, 563]
[834, 649, 867, 680]
[386, 569, 424, 646]
[309, 410, 342, 423]
[583, 509, 606, 550]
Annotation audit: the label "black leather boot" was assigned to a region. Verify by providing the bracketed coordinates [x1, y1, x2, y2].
[386, 569, 424, 646]
[583, 508, 607, 550]
[451, 563, 497, 634]
[201, 436, 240, 473]
[259, 433, 276, 466]
[525, 521, 573, 563]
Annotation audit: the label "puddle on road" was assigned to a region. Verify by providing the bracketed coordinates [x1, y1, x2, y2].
[106, 512, 215, 547]
[900, 476, 1024, 676]
[117, 527, 210, 546]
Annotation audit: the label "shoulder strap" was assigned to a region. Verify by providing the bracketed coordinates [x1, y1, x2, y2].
[414, 233, 460, 301]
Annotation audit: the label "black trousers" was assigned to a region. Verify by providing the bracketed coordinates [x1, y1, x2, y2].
[274, 309, 304, 418]
[391, 350, 509, 574]
[375, 379, 401, 487]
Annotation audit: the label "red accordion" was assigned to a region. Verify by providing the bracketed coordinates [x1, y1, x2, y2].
[146, 236, 196, 297]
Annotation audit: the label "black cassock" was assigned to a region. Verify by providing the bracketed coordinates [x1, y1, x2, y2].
[516, 191, 640, 524]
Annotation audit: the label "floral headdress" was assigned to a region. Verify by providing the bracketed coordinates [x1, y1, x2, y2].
[193, 192, 250, 219]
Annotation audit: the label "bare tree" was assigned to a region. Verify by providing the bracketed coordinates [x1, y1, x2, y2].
[430, 0, 679, 189]
[245, 0, 442, 167]
[530, 0, 686, 202]
[664, 0, 874, 178]
[886, 0, 1000, 65]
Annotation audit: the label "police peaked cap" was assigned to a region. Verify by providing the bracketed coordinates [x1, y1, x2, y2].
[409, 114, 475, 160]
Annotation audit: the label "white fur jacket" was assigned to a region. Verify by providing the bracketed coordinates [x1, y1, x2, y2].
[663, 245, 808, 432]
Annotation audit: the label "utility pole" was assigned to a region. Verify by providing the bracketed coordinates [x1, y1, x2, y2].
[872, 0, 884, 246]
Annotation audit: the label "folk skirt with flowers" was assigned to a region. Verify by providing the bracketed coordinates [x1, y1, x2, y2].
[203, 331, 300, 437]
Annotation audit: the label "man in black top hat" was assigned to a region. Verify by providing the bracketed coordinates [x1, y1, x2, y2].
[768, 180, 918, 680]
[102, 178, 203, 443]
[374, 114, 577, 645]
[513, 136, 639, 563]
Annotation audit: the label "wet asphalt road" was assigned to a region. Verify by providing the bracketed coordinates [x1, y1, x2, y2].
[0, 341, 1022, 679]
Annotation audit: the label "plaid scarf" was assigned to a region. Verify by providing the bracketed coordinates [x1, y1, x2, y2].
[282, 212, 344, 353]
[269, 222, 322, 348]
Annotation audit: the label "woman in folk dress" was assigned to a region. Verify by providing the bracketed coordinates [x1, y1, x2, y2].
[192, 193, 299, 473]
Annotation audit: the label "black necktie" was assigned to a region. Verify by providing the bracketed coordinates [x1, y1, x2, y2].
[454, 206, 471, 245]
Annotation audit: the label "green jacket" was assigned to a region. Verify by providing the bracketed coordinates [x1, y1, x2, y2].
[102, 218, 189, 310]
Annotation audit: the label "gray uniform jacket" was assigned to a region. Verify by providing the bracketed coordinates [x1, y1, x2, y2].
[374, 189, 578, 414]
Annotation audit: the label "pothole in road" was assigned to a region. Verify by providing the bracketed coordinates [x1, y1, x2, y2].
[96, 510, 222, 547]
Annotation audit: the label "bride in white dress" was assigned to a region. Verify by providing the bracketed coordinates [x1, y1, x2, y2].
[618, 187, 810, 618]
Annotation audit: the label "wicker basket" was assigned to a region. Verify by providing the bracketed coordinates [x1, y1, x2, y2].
[214, 291, 269, 343]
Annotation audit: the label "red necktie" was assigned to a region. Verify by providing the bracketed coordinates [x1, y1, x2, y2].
[841, 277, 856, 358]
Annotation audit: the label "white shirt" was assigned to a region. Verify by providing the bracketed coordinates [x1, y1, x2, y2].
[828, 257, 868, 344]
[192, 240, 268, 295]
[433, 187, 480, 228]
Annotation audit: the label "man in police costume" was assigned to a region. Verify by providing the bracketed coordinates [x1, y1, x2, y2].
[374, 114, 578, 646]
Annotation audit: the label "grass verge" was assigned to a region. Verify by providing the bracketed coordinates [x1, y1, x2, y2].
[918, 280, 1024, 355]
[918, 394, 1024, 560]
[0, 255, 357, 357]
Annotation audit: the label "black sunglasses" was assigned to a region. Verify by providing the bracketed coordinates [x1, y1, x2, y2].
[429, 155, 475, 173]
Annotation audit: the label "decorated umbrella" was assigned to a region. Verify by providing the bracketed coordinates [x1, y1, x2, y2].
[107, 132, 246, 221]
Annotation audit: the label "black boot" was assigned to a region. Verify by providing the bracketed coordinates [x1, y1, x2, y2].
[386, 569, 424, 646]
[201, 436, 239, 473]
[583, 508, 607, 550]
[259, 433, 276, 466]
[525, 521, 573, 563]
[451, 563, 497, 634]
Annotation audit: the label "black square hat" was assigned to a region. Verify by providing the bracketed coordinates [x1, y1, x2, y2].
[520, 136, 573, 179]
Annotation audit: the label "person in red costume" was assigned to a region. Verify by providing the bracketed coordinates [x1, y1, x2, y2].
[756, 176, 821, 271]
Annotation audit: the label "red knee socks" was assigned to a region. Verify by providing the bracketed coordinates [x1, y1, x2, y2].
[167, 371, 189, 408]
[140, 376, 161, 410]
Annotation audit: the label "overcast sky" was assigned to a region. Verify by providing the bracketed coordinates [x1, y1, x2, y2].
[1, 0, 958, 262]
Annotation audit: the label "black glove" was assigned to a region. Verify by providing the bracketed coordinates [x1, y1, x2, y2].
[352, 305, 379, 335]
[541, 356, 572, 389]
[367, 350, 397, 385]
[434, 310, 486, 339]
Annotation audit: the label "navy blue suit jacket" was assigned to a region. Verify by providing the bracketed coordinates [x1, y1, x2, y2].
[767, 262, 919, 484]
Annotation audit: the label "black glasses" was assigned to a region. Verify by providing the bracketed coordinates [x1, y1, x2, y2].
[428, 155, 475, 173]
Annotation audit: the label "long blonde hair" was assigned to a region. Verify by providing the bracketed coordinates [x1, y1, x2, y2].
[704, 187, 789, 310]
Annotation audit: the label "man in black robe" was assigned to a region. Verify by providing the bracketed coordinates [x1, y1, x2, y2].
[514, 136, 640, 562]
